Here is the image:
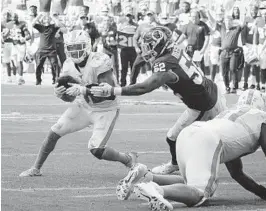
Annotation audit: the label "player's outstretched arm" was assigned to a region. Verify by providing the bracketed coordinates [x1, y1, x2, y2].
[259, 123, 266, 157]
[225, 158, 266, 200]
[90, 71, 175, 97]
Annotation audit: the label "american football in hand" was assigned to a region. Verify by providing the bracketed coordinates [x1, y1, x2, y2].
[57, 75, 79, 102]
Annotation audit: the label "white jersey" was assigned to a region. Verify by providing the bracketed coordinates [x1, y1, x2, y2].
[61, 52, 119, 111]
[209, 106, 266, 163]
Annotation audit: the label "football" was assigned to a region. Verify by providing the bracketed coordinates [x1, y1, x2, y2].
[57, 75, 79, 102]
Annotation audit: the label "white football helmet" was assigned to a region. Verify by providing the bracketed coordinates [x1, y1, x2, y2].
[237, 90, 266, 111]
[64, 29, 91, 64]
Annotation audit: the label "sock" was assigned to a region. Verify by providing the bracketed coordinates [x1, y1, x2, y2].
[251, 75, 256, 85]
[6, 63, 11, 77]
[34, 130, 60, 169]
[166, 137, 177, 165]
[101, 147, 131, 165]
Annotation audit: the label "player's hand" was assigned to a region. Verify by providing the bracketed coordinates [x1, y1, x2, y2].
[65, 83, 86, 96]
[54, 83, 66, 96]
[90, 83, 112, 97]
[135, 47, 141, 54]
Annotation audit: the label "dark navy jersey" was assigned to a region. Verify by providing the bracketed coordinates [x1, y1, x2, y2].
[152, 44, 217, 111]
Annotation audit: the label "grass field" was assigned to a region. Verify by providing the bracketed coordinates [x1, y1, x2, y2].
[1, 84, 266, 211]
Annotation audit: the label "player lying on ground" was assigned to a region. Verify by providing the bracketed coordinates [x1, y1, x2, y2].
[90, 26, 227, 175]
[116, 90, 266, 211]
[19, 29, 137, 177]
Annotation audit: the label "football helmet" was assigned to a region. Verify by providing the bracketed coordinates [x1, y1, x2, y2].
[64, 29, 91, 64]
[237, 90, 266, 111]
[141, 26, 173, 63]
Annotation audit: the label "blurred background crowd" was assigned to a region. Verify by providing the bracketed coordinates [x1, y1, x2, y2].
[1, 0, 266, 94]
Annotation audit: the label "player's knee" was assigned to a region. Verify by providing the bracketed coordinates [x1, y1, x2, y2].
[90, 148, 106, 160]
[51, 122, 65, 136]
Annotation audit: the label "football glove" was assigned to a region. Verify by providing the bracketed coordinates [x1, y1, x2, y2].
[65, 83, 86, 96]
[90, 83, 113, 97]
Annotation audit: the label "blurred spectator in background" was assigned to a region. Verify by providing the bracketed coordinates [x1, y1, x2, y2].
[169, 0, 180, 17]
[242, 4, 260, 90]
[32, 13, 61, 85]
[53, 12, 66, 67]
[258, 4, 266, 92]
[174, 0, 191, 30]
[178, 10, 210, 74]
[220, 14, 245, 94]
[206, 7, 224, 82]
[10, 12, 31, 85]
[117, 7, 138, 86]
[24, 5, 40, 74]
[99, 15, 119, 82]
[1, 10, 14, 83]
[130, 10, 160, 85]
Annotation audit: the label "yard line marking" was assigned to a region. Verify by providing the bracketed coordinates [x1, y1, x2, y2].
[4, 182, 266, 193]
[73, 194, 116, 198]
[1, 151, 170, 157]
[1, 128, 169, 134]
[1, 112, 181, 121]
[2, 149, 262, 157]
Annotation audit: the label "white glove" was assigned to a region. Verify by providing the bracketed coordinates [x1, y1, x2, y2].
[90, 83, 112, 97]
[54, 84, 66, 97]
[65, 83, 86, 96]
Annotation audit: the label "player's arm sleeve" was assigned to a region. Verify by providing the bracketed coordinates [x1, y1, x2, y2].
[121, 71, 174, 96]
[258, 123, 266, 157]
[225, 158, 266, 200]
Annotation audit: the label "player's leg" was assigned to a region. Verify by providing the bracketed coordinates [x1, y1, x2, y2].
[35, 51, 46, 85]
[152, 108, 202, 174]
[3, 43, 13, 82]
[19, 104, 92, 177]
[120, 48, 129, 87]
[48, 53, 60, 84]
[17, 44, 26, 85]
[88, 109, 137, 167]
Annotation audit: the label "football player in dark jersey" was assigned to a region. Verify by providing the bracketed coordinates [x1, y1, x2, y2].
[91, 26, 227, 175]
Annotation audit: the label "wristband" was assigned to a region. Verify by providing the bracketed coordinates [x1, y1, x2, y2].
[113, 87, 122, 96]
[80, 86, 87, 95]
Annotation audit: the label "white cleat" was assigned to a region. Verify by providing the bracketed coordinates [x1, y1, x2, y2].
[151, 161, 179, 175]
[18, 78, 25, 85]
[134, 182, 173, 211]
[125, 152, 138, 168]
[116, 163, 149, 200]
[19, 168, 42, 177]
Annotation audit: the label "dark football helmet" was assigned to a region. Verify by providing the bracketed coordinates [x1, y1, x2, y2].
[141, 26, 173, 63]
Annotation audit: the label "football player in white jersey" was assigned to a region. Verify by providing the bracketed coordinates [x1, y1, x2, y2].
[19, 29, 137, 177]
[115, 90, 266, 211]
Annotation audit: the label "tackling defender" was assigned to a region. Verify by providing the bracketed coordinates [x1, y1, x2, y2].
[116, 90, 266, 211]
[90, 26, 227, 174]
[19, 29, 137, 177]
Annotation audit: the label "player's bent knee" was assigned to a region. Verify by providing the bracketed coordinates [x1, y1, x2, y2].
[90, 148, 106, 160]
[51, 122, 67, 136]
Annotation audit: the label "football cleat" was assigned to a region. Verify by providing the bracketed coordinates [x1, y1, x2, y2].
[19, 167, 42, 177]
[124, 152, 138, 168]
[134, 182, 173, 211]
[18, 78, 25, 85]
[116, 163, 150, 200]
[151, 161, 179, 175]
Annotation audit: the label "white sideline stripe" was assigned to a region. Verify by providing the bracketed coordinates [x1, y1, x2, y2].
[2, 128, 169, 134]
[1, 112, 180, 119]
[2, 149, 262, 157]
[73, 194, 116, 198]
[1, 151, 170, 157]
[3, 182, 266, 193]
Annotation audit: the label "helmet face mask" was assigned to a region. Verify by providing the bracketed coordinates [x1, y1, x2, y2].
[141, 26, 172, 63]
[64, 30, 91, 64]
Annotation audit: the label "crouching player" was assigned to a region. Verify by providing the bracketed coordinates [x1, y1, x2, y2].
[19, 29, 137, 177]
[116, 90, 266, 210]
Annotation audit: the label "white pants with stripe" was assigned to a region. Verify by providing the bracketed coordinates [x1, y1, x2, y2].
[51, 103, 119, 149]
[167, 87, 227, 141]
[176, 123, 223, 198]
